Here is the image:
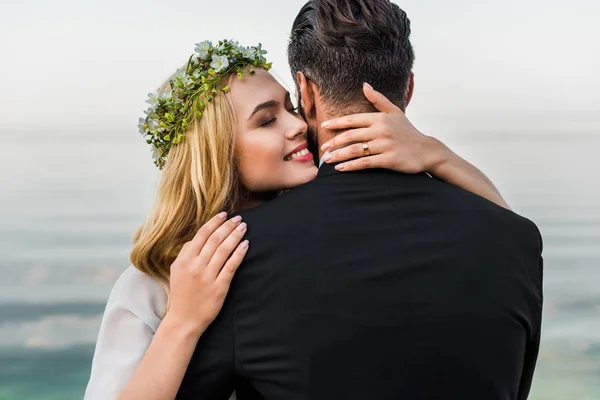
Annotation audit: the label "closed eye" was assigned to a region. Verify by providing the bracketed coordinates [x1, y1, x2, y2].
[260, 106, 298, 128]
[260, 117, 277, 128]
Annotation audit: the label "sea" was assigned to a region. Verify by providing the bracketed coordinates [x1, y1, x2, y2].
[0, 124, 599, 400]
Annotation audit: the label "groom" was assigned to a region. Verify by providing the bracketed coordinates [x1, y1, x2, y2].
[179, 1, 543, 399]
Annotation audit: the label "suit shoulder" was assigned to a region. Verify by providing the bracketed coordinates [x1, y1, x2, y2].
[238, 178, 322, 221]
[433, 178, 541, 243]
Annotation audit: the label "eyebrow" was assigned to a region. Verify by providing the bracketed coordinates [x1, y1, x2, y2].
[247, 92, 292, 121]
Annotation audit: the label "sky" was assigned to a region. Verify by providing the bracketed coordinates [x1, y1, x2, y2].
[0, 0, 599, 134]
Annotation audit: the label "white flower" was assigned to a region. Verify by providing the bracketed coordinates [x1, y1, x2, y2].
[138, 117, 148, 134]
[210, 54, 230, 73]
[151, 146, 162, 162]
[216, 41, 228, 52]
[144, 106, 157, 119]
[255, 43, 268, 61]
[240, 46, 255, 59]
[194, 41, 212, 59]
[146, 92, 159, 105]
[173, 70, 193, 89]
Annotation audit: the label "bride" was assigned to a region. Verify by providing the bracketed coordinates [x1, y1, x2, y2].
[84, 39, 509, 400]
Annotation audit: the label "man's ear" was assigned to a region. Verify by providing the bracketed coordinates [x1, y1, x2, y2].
[296, 71, 316, 117]
[405, 73, 415, 108]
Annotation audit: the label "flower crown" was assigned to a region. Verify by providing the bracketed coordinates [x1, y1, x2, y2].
[138, 39, 273, 169]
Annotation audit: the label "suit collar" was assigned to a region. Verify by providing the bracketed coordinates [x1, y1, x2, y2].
[317, 162, 342, 178]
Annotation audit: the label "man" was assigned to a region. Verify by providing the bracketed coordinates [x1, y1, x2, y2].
[178, 1, 543, 399]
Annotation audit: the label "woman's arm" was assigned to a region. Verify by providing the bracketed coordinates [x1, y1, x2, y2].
[116, 313, 207, 400]
[85, 282, 160, 400]
[86, 214, 248, 400]
[85, 292, 202, 400]
[427, 139, 510, 209]
[120, 214, 248, 400]
[320, 83, 510, 210]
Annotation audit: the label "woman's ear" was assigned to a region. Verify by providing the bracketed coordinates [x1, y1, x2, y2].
[296, 71, 315, 117]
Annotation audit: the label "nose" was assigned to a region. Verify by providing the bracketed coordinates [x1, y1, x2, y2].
[284, 112, 308, 141]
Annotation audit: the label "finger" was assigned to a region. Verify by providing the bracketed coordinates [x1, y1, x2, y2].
[197, 216, 243, 264]
[206, 221, 247, 278]
[334, 154, 386, 172]
[216, 240, 249, 286]
[320, 113, 375, 132]
[324, 141, 382, 164]
[185, 212, 228, 256]
[321, 128, 374, 152]
[363, 83, 402, 114]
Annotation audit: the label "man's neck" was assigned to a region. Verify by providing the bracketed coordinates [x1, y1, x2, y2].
[314, 114, 340, 161]
[314, 104, 376, 160]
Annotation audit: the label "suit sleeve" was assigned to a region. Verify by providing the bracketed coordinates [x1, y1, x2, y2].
[517, 225, 544, 400]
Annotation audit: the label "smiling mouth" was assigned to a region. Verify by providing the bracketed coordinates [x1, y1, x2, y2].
[284, 147, 311, 161]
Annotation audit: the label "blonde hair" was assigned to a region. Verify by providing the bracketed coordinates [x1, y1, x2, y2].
[130, 67, 240, 299]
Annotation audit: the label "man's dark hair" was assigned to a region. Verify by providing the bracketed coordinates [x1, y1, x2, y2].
[288, 0, 415, 112]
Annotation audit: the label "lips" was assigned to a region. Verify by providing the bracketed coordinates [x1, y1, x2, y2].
[284, 142, 310, 161]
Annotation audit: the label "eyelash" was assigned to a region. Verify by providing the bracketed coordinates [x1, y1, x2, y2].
[259, 107, 299, 128]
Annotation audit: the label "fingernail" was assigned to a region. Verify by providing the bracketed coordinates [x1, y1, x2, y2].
[363, 82, 373, 90]
[241, 240, 250, 249]
[335, 164, 345, 171]
[322, 152, 332, 163]
[321, 142, 331, 151]
[237, 222, 247, 232]
[321, 121, 330, 128]
[217, 212, 227, 219]
[232, 215, 242, 223]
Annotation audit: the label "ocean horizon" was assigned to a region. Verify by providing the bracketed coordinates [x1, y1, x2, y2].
[1, 126, 599, 399]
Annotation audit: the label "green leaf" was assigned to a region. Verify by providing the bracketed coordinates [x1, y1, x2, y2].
[164, 135, 171, 141]
[208, 68, 216, 75]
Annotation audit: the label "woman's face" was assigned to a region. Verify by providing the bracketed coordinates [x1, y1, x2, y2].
[230, 69, 318, 193]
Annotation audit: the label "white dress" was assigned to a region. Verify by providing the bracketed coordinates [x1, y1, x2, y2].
[84, 266, 168, 400]
[85, 266, 236, 400]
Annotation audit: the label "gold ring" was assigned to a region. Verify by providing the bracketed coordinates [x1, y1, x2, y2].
[363, 142, 371, 157]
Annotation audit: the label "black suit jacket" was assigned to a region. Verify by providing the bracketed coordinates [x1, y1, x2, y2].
[177, 164, 543, 400]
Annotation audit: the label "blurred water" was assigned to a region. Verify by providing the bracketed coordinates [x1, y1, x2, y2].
[0, 128, 599, 399]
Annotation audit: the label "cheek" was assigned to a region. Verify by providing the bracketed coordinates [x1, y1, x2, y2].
[237, 132, 285, 190]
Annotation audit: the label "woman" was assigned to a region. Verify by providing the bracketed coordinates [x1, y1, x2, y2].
[85, 40, 508, 400]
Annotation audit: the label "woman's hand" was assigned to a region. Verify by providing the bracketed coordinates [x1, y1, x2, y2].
[167, 213, 249, 336]
[320, 83, 510, 209]
[320, 83, 450, 173]
[115, 214, 248, 400]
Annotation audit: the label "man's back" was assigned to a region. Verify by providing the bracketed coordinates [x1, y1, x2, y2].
[179, 164, 543, 400]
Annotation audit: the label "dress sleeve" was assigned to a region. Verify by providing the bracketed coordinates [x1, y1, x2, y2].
[84, 267, 166, 400]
